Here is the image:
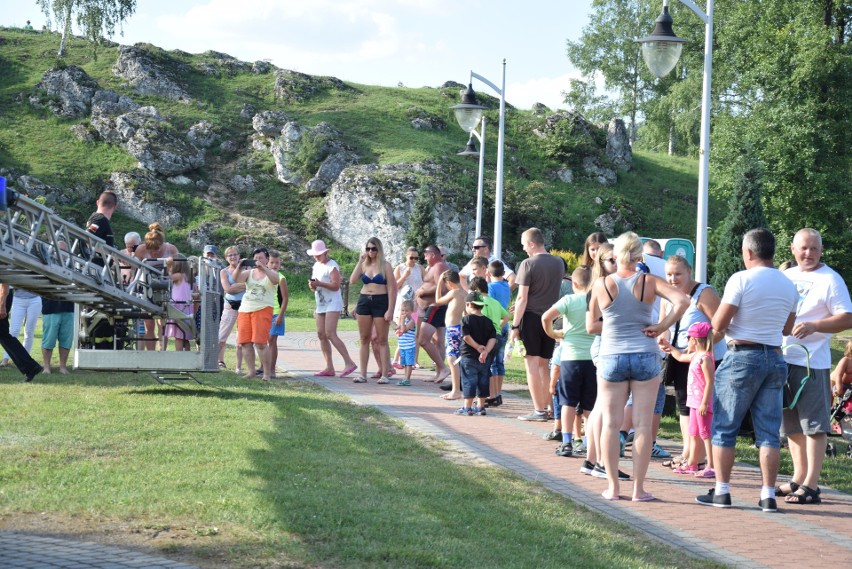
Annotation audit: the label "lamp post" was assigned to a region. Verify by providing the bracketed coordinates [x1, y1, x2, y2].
[451, 59, 507, 258]
[456, 118, 487, 238]
[638, 0, 714, 283]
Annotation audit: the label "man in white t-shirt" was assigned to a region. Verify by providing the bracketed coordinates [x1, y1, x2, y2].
[779, 229, 852, 504]
[459, 235, 516, 289]
[697, 228, 797, 513]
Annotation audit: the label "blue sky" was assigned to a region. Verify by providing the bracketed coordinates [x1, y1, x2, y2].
[6, 0, 595, 110]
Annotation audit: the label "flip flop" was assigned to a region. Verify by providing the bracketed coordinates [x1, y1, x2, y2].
[339, 365, 357, 378]
[632, 494, 656, 502]
[313, 370, 335, 377]
[601, 491, 620, 501]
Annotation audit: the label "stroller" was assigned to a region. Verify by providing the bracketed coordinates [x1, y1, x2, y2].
[827, 384, 852, 459]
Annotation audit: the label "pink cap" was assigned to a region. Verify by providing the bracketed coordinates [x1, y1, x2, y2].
[687, 322, 711, 339]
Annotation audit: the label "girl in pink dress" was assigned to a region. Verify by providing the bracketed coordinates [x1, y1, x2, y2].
[660, 321, 716, 477]
[163, 259, 195, 351]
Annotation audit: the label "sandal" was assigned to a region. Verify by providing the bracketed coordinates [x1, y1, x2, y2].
[775, 481, 800, 497]
[662, 455, 685, 468]
[785, 485, 821, 504]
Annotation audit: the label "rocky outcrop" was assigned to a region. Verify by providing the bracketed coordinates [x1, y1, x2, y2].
[30, 65, 100, 118]
[531, 102, 551, 115]
[606, 118, 632, 170]
[6, 174, 89, 206]
[594, 198, 641, 236]
[90, 105, 204, 176]
[270, 121, 356, 189]
[252, 110, 289, 138]
[187, 120, 219, 149]
[113, 45, 191, 103]
[326, 162, 472, 263]
[406, 106, 447, 131]
[186, 218, 311, 270]
[273, 69, 356, 102]
[105, 171, 182, 226]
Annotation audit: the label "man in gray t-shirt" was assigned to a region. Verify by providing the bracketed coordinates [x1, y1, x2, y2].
[510, 227, 564, 422]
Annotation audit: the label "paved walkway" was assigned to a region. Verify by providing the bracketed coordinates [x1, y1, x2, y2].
[3, 330, 851, 568]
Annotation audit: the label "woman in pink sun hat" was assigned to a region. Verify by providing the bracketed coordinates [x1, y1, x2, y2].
[307, 239, 357, 377]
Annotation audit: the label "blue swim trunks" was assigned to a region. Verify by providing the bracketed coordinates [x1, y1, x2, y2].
[446, 324, 462, 359]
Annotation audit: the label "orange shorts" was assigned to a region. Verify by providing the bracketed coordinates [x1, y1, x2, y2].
[237, 307, 273, 345]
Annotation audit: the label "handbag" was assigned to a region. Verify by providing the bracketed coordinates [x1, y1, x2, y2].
[227, 298, 241, 310]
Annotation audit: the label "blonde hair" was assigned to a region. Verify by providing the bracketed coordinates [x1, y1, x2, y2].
[591, 243, 614, 282]
[364, 237, 386, 270]
[145, 222, 165, 251]
[691, 330, 715, 353]
[613, 231, 643, 266]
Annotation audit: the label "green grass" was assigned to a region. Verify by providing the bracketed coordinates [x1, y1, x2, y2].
[1, 349, 722, 568]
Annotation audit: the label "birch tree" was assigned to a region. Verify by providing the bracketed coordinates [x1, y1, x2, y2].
[36, 0, 136, 57]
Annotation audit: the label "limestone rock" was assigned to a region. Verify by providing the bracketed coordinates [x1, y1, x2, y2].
[187, 120, 219, 148]
[31, 65, 99, 118]
[113, 45, 191, 103]
[252, 60, 273, 74]
[106, 171, 182, 226]
[326, 162, 472, 263]
[582, 156, 617, 186]
[252, 110, 289, 138]
[531, 102, 551, 115]
[273, 69, 355, 103]
[228, 175, 256, 193]
[270, 120, 351, 188]
[556, 168, 573, 184]
[304, 151, 358, 195]
[126, 125, 205, 176]
[91, 89, 139, 117]
[605, 118, 632, 170]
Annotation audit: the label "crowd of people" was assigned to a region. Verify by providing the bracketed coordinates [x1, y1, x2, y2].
[2, 189, 849, 512]
[302, 226, 850, 512]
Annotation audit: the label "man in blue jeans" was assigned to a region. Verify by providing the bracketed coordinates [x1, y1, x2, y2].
[697, 229, 797, 512]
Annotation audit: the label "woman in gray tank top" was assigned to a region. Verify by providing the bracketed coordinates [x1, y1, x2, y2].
[587, 232, 689, 502]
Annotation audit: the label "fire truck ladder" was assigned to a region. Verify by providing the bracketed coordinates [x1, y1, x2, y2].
[0, 181, 220, 374]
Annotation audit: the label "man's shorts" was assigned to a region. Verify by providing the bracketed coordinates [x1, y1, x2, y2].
[237, 307, 273, 345]
[42, 312, 74, 350]
[355, 293, 389, 318]
[597, 352, 660, 383]
[270, 314, 286, 337]
[557, 359, 597, 411]
[519, 311, 555, 359]
[445, 324, 462, 359]
[423, 305, 447, 329]
[711, 346, 786, 448]
[781, 364, 831, 436]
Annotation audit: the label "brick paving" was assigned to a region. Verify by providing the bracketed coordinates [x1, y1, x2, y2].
[276, 331, 852, 568]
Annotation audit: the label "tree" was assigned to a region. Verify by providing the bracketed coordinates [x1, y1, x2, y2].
[566, 0, 658, 141]
[37, 0, 136, 57]
[562, 78, 617, 124]
[405, 184, 436, 252]
[710, 154, 768, 291]
[709, 0, 851, 276]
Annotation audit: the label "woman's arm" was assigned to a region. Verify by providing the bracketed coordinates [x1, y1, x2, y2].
[642, 276, 688, 337]
[696, 286, 721, 322]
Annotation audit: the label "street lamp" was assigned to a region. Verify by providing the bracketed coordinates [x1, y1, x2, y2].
[450, 60, 507, 258]
[638, 0, 714, 283]
[456, 119, 487, 239]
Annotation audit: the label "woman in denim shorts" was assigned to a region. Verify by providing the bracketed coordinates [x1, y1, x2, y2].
[587, 232, 689, 502]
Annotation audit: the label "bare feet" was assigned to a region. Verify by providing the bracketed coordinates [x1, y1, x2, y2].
[59, 368, 69, 375]
[432, 367, 450, 383]
[43, 367, 52, 375]
[440, 391, 462, 400]
[243, 373, 256, 379]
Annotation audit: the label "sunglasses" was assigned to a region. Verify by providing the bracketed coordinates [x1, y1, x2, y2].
[408, 256, 419, 260]
[472, 244, 486, 249]
[365, 246, 378, 252]
[604, 258, 616, 264]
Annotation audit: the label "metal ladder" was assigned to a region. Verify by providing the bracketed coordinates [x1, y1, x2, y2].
[0, 178, 220, 372]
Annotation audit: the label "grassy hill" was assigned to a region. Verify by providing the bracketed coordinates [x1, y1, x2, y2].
[0, 27, 712, 268]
